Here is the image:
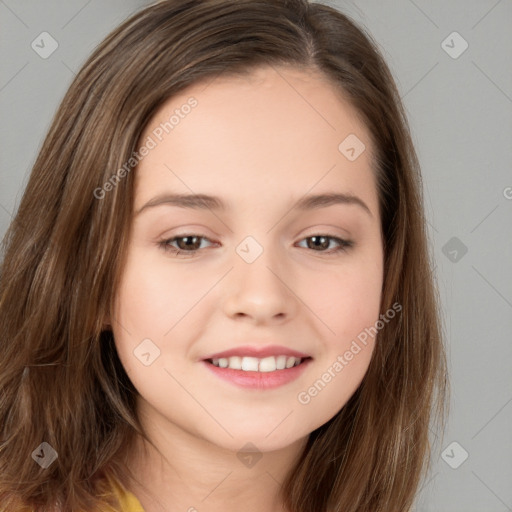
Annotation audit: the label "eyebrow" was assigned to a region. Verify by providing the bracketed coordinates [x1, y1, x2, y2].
[135, 192, 372, 217]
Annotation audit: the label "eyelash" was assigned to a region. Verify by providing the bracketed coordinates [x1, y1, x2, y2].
[157, 233, 354, 258]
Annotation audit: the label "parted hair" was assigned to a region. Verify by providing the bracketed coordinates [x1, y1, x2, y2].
[0, 0, 448, 510]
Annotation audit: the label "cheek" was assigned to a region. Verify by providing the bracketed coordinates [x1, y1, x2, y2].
[110, 254, 187, 385]
[304, 254, 383, 341]
[113, 250, 198, 340]
[297, 253, 383, 422]
[300, 247, 382, 396]
[296, 274, 382, 427]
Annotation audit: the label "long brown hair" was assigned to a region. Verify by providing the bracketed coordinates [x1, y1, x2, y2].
[0, 0, 448, 510]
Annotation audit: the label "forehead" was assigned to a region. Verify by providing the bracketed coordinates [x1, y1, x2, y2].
[134, 65, 377, 215]
[142, 64, 369, 143]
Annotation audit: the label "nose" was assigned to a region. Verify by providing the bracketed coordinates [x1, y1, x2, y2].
[222, 245, 298, 325]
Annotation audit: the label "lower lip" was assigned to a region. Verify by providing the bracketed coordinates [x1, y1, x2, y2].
[202, 358, 312, 390]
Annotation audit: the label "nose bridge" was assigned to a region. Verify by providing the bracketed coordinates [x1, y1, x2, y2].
[223, 232, 295, 321]
[235, 232, 285, 291]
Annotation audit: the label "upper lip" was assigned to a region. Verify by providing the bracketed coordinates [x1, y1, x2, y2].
[202, 345, 312, 361]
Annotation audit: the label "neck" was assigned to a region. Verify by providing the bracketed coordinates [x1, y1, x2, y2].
[121, 398, 307, 512]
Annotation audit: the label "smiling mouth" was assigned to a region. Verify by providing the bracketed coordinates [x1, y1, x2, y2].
[205, 355, 313, 373]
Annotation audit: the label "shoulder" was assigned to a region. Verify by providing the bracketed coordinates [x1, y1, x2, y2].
[107, 474, 146, 512]
[13, 477, 145, 512]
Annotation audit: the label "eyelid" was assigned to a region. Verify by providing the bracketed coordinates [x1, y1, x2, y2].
[299, 224, 353, 240]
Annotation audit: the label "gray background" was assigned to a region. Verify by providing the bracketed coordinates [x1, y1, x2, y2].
[1, 1, 511, 511]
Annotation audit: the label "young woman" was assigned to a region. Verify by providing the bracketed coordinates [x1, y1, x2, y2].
[0, 0, 448, 510]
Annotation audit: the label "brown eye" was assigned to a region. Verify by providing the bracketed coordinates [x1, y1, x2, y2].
[158, 234, 214, 257]
[174, 235, 203, 251]
[297, 235, 353, 255]
[307, 235, 331, 250]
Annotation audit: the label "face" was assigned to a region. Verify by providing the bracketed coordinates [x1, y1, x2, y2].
[110, 65, 384, 453]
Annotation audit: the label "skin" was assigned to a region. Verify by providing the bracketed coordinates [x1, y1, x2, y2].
[109, 64, 384, 512]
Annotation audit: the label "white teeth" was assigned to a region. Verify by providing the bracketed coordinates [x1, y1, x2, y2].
[285, 356, 296, 369]
[210, 355, 304, 372]
[276, 355, 287, 370]
[241, 357, 259, 371]
[258, 356, 276, 372]
[227, 356, 242, 370]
